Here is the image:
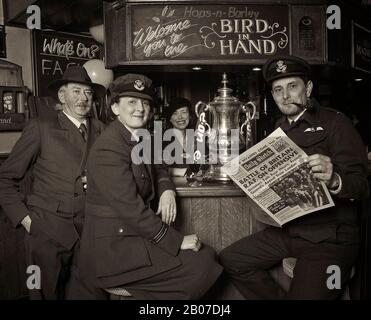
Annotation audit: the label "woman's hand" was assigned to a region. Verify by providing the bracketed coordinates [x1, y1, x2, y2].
[181, 234, 202, 251]
[156, 190, 177, 225]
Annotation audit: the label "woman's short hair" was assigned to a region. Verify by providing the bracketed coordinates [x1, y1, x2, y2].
[164, 97, 195, 129]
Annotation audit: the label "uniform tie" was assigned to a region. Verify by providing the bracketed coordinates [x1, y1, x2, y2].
[79, 123, 88, 142]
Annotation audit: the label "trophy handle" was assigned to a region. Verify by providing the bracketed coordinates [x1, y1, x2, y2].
[195, 101, 211, 133]
[195, 101, 209, 118]
[240, 101, 257, 136]
[245, 101, 256, 120]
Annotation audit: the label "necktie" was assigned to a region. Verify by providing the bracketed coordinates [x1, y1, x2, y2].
[79, 123, 88, 142]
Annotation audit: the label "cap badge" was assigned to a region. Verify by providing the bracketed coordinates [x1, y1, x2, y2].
[134, 79, 145, 91]
[276, 60, 287, 73]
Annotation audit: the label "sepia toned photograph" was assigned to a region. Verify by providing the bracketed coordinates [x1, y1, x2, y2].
[0, 0, 370, 314]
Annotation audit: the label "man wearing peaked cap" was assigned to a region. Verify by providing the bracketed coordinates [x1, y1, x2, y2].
[78, 73, 222, 299]
[0, 65, 107, 299]
[220, 55, 369, 299]
[262, 55, 311, 84]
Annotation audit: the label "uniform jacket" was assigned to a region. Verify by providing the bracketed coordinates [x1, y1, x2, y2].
[275, 99, 369, 243]
[0, 111, 105, 249]
[79, 119, 184, 289]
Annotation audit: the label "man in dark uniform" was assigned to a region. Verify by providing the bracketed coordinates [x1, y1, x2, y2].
[78, 74, 222, 299]
[0, 66, 106, 299]
[220, 55, 369, 299]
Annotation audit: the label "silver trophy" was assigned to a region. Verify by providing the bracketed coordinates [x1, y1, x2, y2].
[195, 73, 256, 182]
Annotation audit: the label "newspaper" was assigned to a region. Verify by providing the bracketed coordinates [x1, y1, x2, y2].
[222, 128, 335, 226]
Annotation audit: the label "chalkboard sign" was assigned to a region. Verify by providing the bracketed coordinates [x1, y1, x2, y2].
[32, 30, 102, 96]
[105, 2, 327, 67]
[129, 4, 290, 61]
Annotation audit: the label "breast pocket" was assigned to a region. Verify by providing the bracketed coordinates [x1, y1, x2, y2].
[296, 131, 328, 155]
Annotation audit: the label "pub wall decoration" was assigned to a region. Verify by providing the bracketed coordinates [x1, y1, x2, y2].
[130, 4, 290, 61]
[104, 2, 327, 65]
[291, 5, 326, 62]
[32, 30, 102, 96]
[352, 21, 371, 74]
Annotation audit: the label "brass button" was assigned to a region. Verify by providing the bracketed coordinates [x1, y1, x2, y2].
[141, 173, 145, 178]
[118, 228, 124, 233]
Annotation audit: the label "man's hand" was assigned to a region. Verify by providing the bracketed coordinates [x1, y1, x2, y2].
[307, 154, 337, 187]
[21, 215, 32, 233]
[181, 234, 202, 251]
[156, 190, 177, 225]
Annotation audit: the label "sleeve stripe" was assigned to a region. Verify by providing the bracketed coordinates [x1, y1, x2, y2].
[151, 223, 169, 244]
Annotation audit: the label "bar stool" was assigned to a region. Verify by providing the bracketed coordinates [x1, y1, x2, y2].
[104, 287, 133, 300]
[282, 257, 356, 299]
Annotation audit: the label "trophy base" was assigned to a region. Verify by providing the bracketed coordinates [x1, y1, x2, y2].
[204, 164, 233, 183]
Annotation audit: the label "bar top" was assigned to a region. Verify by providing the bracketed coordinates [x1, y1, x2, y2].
[172, 177, 245, 198]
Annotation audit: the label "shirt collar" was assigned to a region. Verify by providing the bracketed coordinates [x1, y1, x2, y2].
[123, 123, 140, 142]
[173, 128, 185, 142]
[63, 111, 87, 128]
[288, 109, 307, 124]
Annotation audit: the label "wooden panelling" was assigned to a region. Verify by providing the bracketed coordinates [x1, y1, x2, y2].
[220, 197, 251, 250]
[192, 197, 221, 252]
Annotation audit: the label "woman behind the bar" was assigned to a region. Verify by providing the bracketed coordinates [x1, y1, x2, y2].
[78, 74, 222, 299]
[163, 97, 196, 175]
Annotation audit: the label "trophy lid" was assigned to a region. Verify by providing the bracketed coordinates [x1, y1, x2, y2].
[213, 73, 239, 104]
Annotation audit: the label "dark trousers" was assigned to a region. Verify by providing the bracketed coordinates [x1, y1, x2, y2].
[25, 226, 77, 300]
[219, 225, 359, 299]
[25, 209, 106, 300]
[113, 246, 223, 300]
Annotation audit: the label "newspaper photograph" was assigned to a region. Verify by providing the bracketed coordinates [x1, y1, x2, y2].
[222, 128, 335, 226]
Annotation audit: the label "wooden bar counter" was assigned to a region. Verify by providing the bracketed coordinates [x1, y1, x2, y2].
[172, 177, 261, 253]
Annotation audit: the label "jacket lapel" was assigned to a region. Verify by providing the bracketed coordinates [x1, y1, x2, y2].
[57, 112, 89, 180]
[79, 118, 102, 173]
[57, 112, 85, 149]
[87, 118, 102, 150]
[116, 119, 156, 201]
